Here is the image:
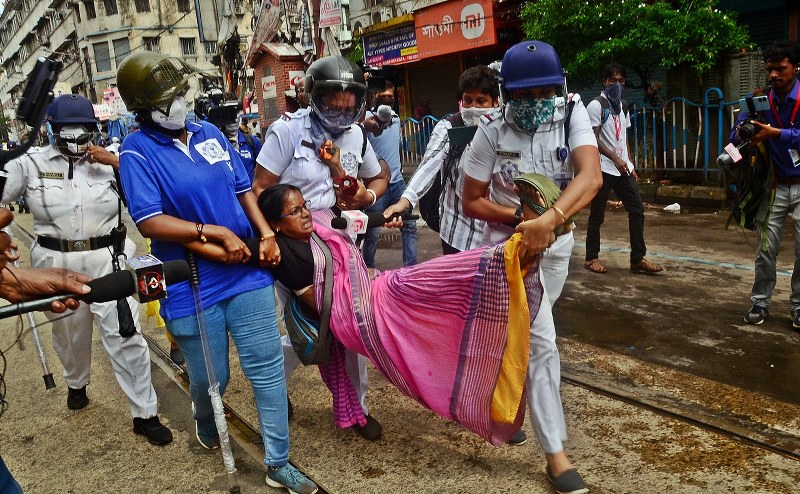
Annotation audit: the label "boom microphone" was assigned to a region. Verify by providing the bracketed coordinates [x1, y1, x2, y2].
[0, 259, 190, 320]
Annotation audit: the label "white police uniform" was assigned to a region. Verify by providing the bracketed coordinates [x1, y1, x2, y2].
[256, 108, 382, 211]
[1, 145, 159, 418]
[464, 95, 597, 454]
[256, 109, 381, 417]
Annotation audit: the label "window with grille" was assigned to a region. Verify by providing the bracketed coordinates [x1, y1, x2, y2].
[103, 0, 117, 15]
[84, 1, 96, 19]
[204, 41, 217, 55]
[113, 38, 130, 67]
[134, 0, 150, 13]
[180, 37, 197, 57]
[93, 41, 111, 73]
[143, 37, 160, 52]
[177, 0, 191, 13]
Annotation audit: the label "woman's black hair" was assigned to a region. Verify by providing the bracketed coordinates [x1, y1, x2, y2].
[258, 184, 303, 225]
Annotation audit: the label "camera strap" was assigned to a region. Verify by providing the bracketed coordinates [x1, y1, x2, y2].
[768, 89, 800, 128]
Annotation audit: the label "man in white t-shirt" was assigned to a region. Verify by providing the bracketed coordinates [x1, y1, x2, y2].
[584, 63, 663, 275]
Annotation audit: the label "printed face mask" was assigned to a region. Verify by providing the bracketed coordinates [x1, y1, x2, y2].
[508, 97, 556, 132]
[460, 106, 493, 126]
[151, 96, 188, 130]
[57, 125, 93, 157]
[224, 123, 239, 138]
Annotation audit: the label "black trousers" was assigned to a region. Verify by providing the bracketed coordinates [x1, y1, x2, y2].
[585, 172, 646, 263]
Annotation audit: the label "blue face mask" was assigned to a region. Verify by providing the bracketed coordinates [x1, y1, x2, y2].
[508, 97, 556, 132]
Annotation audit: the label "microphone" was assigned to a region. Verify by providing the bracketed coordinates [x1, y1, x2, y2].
[330, 211, 418, 231]
[0, 259, 190, 320]
[376, 105, 393, 128]
[717, 141, 748, 168]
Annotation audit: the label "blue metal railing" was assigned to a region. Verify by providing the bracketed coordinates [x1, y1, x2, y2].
[401, 89, 741, 183]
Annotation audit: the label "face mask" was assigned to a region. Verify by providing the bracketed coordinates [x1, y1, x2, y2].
[151, 96, 188, 130]
[57, 125, 93, 157]
[224, 123, 239, 138]
[460, 106, 493, 127]
[508, 97, 556, 132]
[604, 82, 624, 114]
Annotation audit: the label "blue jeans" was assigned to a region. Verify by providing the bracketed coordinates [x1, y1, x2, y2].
[751, 183, 800, 312]
[167, 287, 289, 466]
[362, 179, 417, 267]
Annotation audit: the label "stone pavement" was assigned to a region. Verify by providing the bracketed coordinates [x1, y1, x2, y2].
[1, 206, 798, 493]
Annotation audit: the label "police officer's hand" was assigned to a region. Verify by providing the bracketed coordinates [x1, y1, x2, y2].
[87, 145, 120, 169]
[384, 199, 411, 228]
[319, 140, 344, 177]
[336, 181, 373, 210]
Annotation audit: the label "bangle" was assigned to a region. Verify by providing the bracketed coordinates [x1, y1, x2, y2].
[196, 223, 207, 243]
[552, 206, 568, 223]
[260, 232, 276, 241]
[366, 188, 377, 206]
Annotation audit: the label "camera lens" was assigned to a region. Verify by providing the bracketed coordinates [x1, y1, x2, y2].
[738, 121, 756, 140]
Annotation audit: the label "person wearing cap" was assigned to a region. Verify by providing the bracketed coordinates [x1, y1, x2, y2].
[115, 52, 318, 494]
[252, 55, 388, 442]
[0, 94, 173, 446]
[462, 40, 602, 493]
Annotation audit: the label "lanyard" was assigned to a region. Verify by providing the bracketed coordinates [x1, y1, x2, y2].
[769, 88, 800, 128]
[612, 115, 622, 141]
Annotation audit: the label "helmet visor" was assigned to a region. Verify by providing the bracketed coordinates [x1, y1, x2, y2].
[310, 80, 367, 131]
[142, 57, 202, 115]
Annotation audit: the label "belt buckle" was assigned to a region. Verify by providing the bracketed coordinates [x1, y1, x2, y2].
[70, 240, 88, 252]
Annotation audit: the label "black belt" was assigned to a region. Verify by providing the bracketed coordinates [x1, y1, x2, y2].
[777, 176, 800, 185]
[37, 234, 114, 252]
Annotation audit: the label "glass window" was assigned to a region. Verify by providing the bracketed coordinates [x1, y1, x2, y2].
[93, 41, 111, 73]
[177, 0, 191, 13]
[113, 38, 130, 67]
[204, 41, 217, 55]
[143, 37, 160, 52]
[180, 37, 196, 57]
[134, 0, 150, 13]
[103, 0, 117, 15]
[84, 1, 96, 19]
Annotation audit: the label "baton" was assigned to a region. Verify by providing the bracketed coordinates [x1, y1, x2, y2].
[186, 252, 241, 494]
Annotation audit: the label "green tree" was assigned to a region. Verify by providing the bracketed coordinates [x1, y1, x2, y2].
[520, 0, 752, 97]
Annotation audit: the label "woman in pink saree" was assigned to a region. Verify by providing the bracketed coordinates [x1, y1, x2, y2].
[255, 183, 545, 445]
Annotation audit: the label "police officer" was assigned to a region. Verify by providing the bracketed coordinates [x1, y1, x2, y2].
[462, 41, 602, 493]
[252, 55, 388, 441]
[221, 111, 263, 184]
[1, 94, 173, 445]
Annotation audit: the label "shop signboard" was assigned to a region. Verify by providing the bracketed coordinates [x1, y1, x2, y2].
[363, 23, 419, 67]
[415, 0, 495, 59]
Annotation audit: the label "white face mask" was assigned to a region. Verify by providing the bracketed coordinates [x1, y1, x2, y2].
[58, 125, 93, 157]
[151, 96, 188, 130]
[460, 106, 494, 126]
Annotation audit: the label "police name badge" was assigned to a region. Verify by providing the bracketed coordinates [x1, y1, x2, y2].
[38, 171, 64, 179]
[195, 139, 231, 167]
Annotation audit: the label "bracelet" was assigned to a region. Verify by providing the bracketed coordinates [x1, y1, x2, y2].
[196, 223, 207, 243]
[260, 232, 276, 241]
[552, 206, 568, 223]
[366, 188, 377, 206]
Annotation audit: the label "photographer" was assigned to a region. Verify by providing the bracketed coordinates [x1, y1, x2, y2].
[732, 41, 800, 329]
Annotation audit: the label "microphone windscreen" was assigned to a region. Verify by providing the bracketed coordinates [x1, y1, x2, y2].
[330, 213, 391, 230]
[376, 105, 393, 124]
[85, 270, 135, 304]
[330, 217, 347, 229]
[163, 259, 191, 284]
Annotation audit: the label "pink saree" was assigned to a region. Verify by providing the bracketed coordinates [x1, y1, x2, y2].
[311, 224, 542, 445]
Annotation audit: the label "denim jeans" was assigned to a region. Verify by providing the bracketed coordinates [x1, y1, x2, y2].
[751, 183, 800, 312]
[167, 286, 289, 466]
[586, 172, 646, 263]
[362, 179, 417, 267]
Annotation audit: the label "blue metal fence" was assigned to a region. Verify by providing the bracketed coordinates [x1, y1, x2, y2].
[400, 89, 741, 184]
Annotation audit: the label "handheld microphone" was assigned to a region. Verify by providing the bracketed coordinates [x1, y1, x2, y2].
[0, 259, 190, 320]
[330, 212, 419, 231]
[376, 105, 393, 128]
[717, 141, 749, 168]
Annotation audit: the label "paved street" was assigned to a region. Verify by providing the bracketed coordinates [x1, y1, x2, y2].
[1, 203, 799, 493]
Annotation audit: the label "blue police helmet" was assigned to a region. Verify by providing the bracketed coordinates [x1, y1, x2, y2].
[46, 94, 97, 128]
[500, 41, 566, 95]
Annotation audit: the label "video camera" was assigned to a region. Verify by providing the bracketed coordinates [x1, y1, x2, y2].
[734, 95, 770, 141]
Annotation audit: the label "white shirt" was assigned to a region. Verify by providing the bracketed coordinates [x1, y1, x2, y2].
[2, 146, 121, 239]
[257, 109, 382, 211]
[403, 117, 486, 251]
[463, 95, 597, 245]
[586, 94, 633, 176]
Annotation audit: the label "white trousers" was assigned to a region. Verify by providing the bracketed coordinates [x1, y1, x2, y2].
[526, 231, 573, 454]
[31, 241, 158, 418]
[274, 282, 370, 416]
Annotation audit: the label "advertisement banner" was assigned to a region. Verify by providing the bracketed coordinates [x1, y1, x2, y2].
[362, 24, 419, 67]
[414, 0, 495, 59]
[261, 75, 277, 99]
[319, 0, 343, 28]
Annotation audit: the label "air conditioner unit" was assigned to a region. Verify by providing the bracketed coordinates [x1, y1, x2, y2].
[379, 7, 392, 22]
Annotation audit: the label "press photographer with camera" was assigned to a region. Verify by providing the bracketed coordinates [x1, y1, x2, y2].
[732, 41, 800, 329]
